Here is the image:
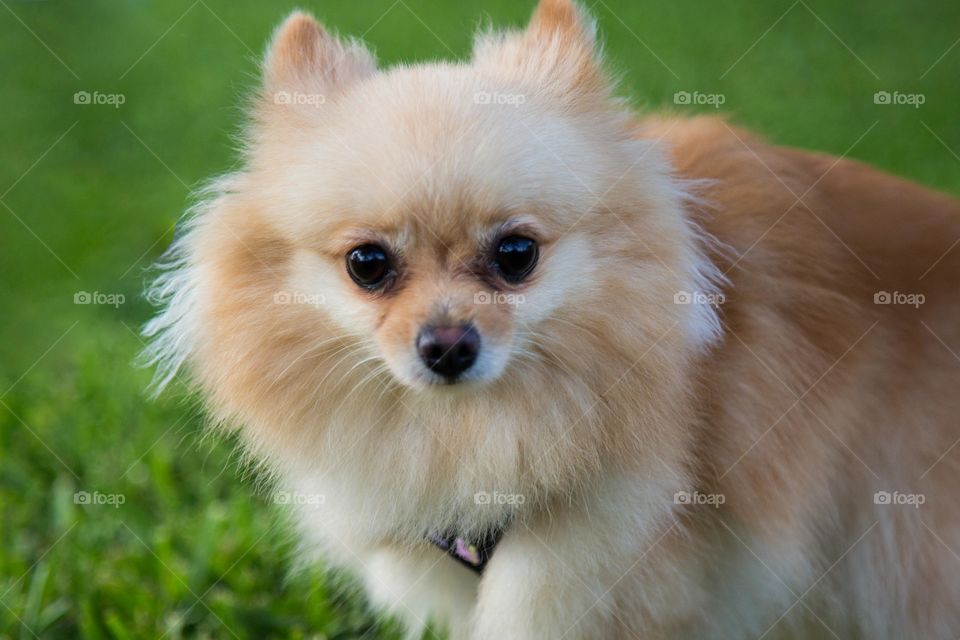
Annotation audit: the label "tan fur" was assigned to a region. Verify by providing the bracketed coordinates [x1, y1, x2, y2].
[145, 2, 960, 638]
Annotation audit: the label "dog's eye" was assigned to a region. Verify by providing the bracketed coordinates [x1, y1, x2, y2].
[494, 236, 538, 282]
[346, 244, 392, 288]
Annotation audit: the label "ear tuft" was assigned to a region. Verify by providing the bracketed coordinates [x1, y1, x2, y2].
[265, 12, 326, 83]
[529, 0, 597, 46]
[473, 0, 608, 106]
[263, 11, 376, 97]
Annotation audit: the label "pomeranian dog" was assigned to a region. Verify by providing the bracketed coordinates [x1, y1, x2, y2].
[144, 1, 960, 637]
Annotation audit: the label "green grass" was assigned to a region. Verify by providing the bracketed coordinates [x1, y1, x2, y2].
[1, 0, 958, 637]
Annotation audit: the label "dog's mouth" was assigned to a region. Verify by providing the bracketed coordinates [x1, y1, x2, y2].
[416, 367, 480, 388]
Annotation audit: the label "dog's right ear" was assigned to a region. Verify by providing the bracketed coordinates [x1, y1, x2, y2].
[473, 0, 609, 107]
[261, 11, 376, 106]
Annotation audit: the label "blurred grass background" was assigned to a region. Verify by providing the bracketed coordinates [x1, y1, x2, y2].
[1, 0, 958, 637]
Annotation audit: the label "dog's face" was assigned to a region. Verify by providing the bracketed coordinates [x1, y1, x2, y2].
[265, 71, 623, 390]
[293, 188, 565, 389]
[249, 4, 655, 390]
[147, 0, 718, 522]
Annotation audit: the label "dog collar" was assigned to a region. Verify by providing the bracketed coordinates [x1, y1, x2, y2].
[428, 528, 504, 575]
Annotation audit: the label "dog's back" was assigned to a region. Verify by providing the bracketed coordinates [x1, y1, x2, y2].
[649, 115, 960, 637]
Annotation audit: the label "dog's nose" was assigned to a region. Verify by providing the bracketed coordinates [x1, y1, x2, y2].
[416, 324, 480, 380]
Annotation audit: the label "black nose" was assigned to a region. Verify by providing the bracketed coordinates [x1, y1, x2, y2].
[416, 324, 480, 380]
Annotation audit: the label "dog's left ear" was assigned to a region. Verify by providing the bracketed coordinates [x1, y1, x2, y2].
[473, 0, 609, 106]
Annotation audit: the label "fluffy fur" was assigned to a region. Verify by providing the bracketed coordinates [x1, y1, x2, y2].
[144, 2, 960, 638]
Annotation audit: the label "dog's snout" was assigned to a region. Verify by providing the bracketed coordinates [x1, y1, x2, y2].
[416, 324, 480, 380]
